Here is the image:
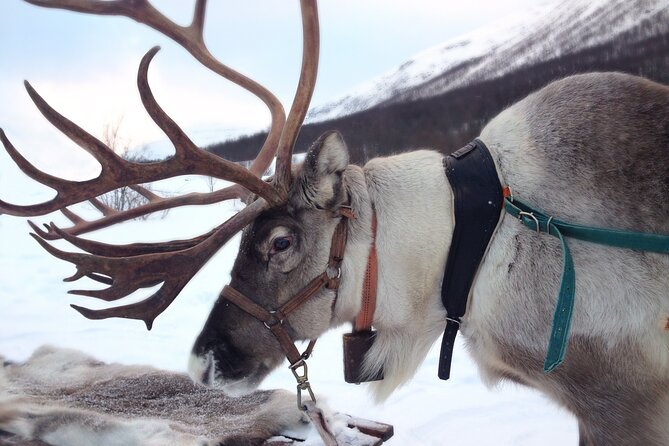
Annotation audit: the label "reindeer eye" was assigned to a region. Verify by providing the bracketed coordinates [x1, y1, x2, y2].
[271, 236, 293, 254]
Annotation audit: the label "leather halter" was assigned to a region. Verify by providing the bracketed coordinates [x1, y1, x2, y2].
[218, 208, 353, 409]
[219, 199, 382, 400]
[219, 210, 351, 368]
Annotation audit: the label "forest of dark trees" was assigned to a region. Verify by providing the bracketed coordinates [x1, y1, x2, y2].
[208, 30, 669, 165]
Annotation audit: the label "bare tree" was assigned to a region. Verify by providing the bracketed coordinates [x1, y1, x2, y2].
[204, 174, 216, 193]
[98, 120, 157, 219]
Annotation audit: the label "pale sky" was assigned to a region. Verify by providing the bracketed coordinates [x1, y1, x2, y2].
[0, 0, 540, 188]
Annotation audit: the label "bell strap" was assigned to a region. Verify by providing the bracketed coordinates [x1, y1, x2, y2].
[504, 196, 669, 372]
[354, 208, 378, 332]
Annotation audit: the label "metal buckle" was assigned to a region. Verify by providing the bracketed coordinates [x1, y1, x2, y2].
[290, 359, 316, 410]
[518, 211, 540, 233]
[505, 186, 514, 202]
[263, 310, 283, 330]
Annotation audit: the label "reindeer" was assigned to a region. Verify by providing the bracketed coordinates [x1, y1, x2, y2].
[1, 1, 668, 445]
[0, 346, 394, 446]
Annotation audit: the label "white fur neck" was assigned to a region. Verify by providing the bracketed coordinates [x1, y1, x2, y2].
[333, 150, 454, 401]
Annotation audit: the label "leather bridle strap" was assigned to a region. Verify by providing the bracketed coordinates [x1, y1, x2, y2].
[219, 213, 350, 367]
[220, 285, 310, 365]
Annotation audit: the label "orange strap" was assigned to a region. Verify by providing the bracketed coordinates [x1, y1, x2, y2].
[354, 209, 378, 331]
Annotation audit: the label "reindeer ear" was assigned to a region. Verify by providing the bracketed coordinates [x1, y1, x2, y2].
[292, 130, 349, 210]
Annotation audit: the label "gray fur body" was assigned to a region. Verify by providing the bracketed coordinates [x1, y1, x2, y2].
[0, 346, 305, 446]
[190, 72, 669, 445]
[472, 72, 669, 445]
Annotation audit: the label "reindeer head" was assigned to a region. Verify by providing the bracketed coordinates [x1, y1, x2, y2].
[0, 0, 351, 396]
[189, 131, 351, 393]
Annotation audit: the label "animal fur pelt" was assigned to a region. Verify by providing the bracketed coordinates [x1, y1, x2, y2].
[0, 346, 307, 446]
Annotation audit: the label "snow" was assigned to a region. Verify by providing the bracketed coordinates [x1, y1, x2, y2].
[307, 0, 669, 122]
[105, 0, 669, 170]
[3, 0, 667, 442]
[137, 126, 263, 161]
[0, 173, 578, 445]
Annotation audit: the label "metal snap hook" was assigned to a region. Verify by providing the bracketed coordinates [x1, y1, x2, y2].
[290, 359, 308, 380]
[296, 381, 316, 410]
[290, 359, 316, 409]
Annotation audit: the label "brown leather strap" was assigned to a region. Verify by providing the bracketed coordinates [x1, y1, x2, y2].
[220, 209, 352, 367]
[269, 323, 304, 365]
[302, 338, 317, 359]
[326, 216, 348, 289]
[354, 209, 378, 331]
[221, 285, 277, 324]
[281, 272, 329, 315]
[220, 285, 300, 363]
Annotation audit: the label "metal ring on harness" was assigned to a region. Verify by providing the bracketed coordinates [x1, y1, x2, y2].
[518, 211, 540, 233]
[326, 266, 342, 280]
[263, 311, 284, 330]
[546, 216, 554, 235]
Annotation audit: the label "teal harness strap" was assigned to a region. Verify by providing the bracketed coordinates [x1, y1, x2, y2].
[504, 197, 669, 372]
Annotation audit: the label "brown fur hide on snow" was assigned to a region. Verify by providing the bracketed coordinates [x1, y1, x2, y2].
[0, 346, 306, 446]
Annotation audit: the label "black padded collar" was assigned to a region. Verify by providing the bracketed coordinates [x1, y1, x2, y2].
[439, 139, 503, 380]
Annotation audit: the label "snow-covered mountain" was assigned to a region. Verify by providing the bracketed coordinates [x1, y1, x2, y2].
[307, 0, 669, 122]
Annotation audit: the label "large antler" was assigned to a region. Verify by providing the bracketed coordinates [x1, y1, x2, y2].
[32, 198, 269, 330]
[1, 0, 320, 327]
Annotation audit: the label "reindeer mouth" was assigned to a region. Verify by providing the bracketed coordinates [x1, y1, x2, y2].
[188, 351, 216, 387]
[188, 351, 260, 397]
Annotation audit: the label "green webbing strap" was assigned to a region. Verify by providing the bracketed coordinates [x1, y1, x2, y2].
[504, 197, 669, 372]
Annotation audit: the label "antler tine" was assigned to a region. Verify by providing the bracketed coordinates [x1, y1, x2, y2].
[274, 0, 320, 191]
[32, 197, 270, 330]
[1, 48, 283, 218]
[61, 208, 85, 224]
[137, 46, 196, 162]
[11, 0, 323, 328]
[28, 220, 56, 240]
[128, 185, 159, 201]
[47, 222, 216, 257]
[0, 128, 83, 190]
[88, 198, 117, 217]
[24, 81, 124, 167]
[134, 46, 280, 199]
[191, 0, 207, 39]
[33, 185, 243, 241]
[24, 0, 285, 189]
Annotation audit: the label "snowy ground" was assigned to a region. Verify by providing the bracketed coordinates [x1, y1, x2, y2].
[0, 174, 578, 445]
